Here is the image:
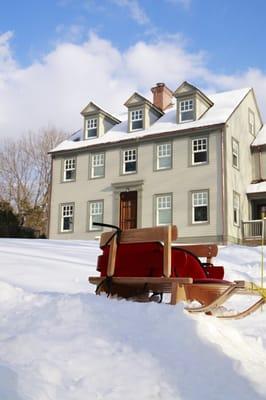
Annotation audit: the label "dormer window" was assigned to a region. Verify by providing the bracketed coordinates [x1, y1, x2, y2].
[180, 99, 194, 122]
[131, 109, 143, 130]
[86, 118, 98, 138]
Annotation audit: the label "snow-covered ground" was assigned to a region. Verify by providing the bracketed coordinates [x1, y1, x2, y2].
[0, 239, 265, 400]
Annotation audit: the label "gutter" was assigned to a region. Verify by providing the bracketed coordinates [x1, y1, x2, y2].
[49, 122, 225, 157]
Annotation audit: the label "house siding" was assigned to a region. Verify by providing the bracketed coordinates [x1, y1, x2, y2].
[49, 129, 223, 241]
[224, 90, 263, 242]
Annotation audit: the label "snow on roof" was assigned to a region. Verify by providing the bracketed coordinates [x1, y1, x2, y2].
[51, 87, 251, 153]
[247, 182, 266, 194]
[252, 125, 266, 146]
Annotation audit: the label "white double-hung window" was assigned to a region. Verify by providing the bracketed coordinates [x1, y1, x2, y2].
[89, 201, 103, 230]
[192, 137, 208, 165]
[61, 203, 74, 232]
[157, 143, 172, 170]
[91, 153, 105, 178]
[86, 118, 98, 138]
[123, 149, 137, 174]
[156, 194, 172, 226]
[180, 99, 194, 122]
[192, 191, 208, 223]
[131, 109, 143, 130]
[232, 138, 239, 169]
[63, 158, 76, 181]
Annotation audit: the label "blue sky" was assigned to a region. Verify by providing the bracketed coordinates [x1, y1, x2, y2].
[0, 0, 266, 136]
[1, 0, 265, 73]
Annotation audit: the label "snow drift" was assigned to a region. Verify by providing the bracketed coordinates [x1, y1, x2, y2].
[0, 239, 265, 400]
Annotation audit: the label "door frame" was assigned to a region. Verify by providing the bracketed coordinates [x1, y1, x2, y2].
[111, 180, 144, 228]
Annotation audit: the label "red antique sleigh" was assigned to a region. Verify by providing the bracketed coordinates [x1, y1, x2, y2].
[89, 224, 265, 319]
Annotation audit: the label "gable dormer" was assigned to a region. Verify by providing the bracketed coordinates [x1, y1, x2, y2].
[81, 102, 121, 140]
[124, 93, 163, 133]
[174, 81, 213, 124]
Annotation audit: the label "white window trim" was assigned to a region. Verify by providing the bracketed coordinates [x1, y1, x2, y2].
[192, 137, 208, 165]
[248, 109, 255, 136]
[91, 153, 105, 179]
[122, 148, 137, 174]
[89, 200, 104, 231]
[156, 143, 172, 170]
[60, 203, 74, 232]
[179, 99, 194, 123]
[192, 191, 209, 224]
[232, 138, 239, 169]
[63, 158, 76, 182]
[155, 194, 172, 226]
[86, 118, 98, 139]
[130, 109, 143, 131]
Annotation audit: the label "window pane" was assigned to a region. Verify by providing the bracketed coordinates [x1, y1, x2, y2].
[64, 158, 76, 181]
[66, 170, 74, 180]
[61, 204, 73, 231]
[87, 128, 97, 138]
[123, 149, 137, 173]
[159, 156, 171, 169]
[92, 153, 104, 177]
[158, 209, 171, 225]
[194, 206, 208, 222]
[157, 195, 172, 225]
[63, 217, 72, 231]
[192, 138, 208, 164]
[131, 109, 143, 130]
[232, 140, 239, 167]
[193, 192, 208, 206]
[181, 110, 194, 121]
[125, 161, 136, 172]
[93, 165, 104, 177]
[194, 151, 207, 163]
[132, 120, 143, 130]
[89, 201, 103, 230]
[180, 99, 194, 122]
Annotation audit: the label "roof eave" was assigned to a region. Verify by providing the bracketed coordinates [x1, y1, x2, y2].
[50, 122, 225, 156]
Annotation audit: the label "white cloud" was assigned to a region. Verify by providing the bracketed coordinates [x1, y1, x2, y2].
[0, 31, 17, 80]
[0, 31, 265, 139]
[111, 0, 150, 25]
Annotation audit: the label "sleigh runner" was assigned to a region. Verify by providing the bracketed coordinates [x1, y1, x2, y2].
[88, 223, 266, 319]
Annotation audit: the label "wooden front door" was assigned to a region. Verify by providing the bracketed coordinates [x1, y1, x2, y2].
[120, 191, 137, 230]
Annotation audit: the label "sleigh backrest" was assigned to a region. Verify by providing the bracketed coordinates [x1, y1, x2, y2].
[100, 225, 178, 278]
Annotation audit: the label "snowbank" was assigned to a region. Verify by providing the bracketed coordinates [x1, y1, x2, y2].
[0, 240, 265, 399]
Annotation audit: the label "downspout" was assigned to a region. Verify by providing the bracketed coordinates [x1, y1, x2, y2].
[258, 146, 262, 180]
[46, 155, 53, 238]
[221, 127, 227, 244]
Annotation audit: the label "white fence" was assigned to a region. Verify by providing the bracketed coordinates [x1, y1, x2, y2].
[242, 219, 266, 242]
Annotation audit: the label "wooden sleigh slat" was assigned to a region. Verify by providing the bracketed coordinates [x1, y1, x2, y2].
[175, 244, 218, 264]
[100, 225, 178, 247]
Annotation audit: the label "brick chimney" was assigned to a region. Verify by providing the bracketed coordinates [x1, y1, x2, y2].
[151, 83, 173, 111]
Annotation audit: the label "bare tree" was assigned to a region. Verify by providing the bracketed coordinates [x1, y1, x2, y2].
[0, 127, 67, 235]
